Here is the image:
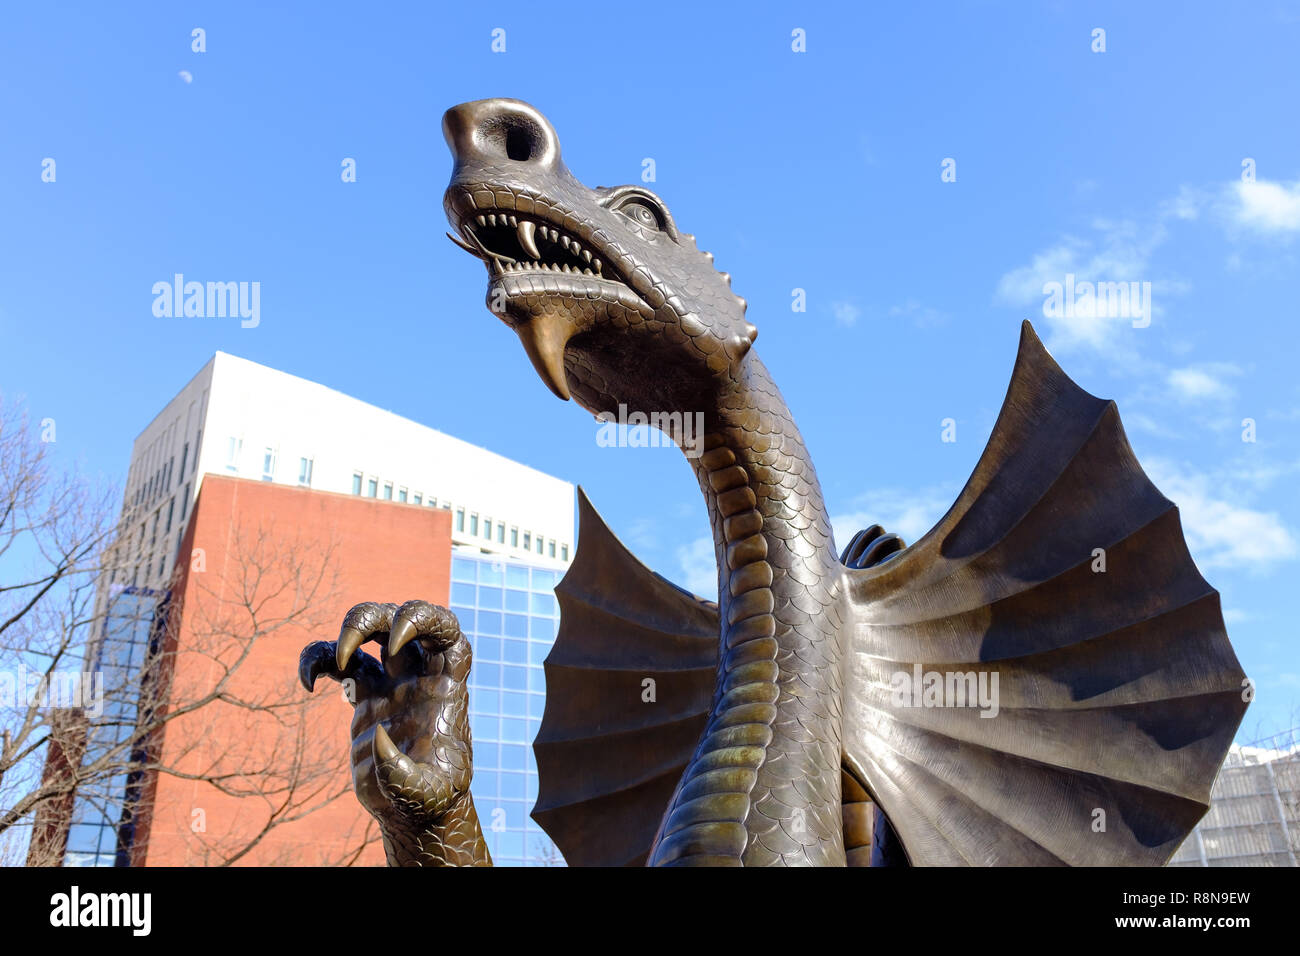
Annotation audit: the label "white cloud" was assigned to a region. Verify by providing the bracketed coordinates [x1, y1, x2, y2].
[995, 219, 1177, 356]
[1146, 459, 1298, 571]
[1166, 362, 1241, 402]
[1160, 185, 1205, 222]
[831, 486, 955, 552]
[889, 299, 948, 329]
[831, 301, 860, 327]
[676, 535, 717, 599]
[1230, 179, 1300, 233]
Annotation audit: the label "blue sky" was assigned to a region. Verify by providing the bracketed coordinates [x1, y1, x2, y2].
[1, 2, 1297, 743]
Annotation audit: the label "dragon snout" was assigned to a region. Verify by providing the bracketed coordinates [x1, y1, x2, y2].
[442, 98, 562, 171]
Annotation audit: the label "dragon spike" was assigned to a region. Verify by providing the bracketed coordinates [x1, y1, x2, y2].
[516, 312, 573, 401]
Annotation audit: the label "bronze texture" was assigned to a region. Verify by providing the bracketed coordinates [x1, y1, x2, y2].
[300, 600, 490, 866]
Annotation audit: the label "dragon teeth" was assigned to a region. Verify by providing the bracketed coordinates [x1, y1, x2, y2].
[517, 220, 540, 259]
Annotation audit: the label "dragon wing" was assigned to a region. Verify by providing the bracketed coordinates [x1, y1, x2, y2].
[842, 320, 1248, 865]
[531, 488, 718, 866]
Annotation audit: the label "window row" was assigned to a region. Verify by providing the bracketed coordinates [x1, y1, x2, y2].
[227, 438, 314, 487]
[350, 470, 450, 510]
[351, 473, 569, 561]
[452, 507, 568, 561]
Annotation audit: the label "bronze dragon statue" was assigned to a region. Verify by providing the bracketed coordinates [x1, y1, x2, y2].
[304, 97, 1249, 867]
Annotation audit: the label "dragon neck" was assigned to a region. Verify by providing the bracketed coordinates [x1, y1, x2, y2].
[647, 354, 847, 866]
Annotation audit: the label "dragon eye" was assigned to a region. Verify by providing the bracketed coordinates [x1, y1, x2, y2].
[617, 199, 664, 231]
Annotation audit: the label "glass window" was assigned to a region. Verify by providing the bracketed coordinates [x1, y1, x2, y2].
[529, 666, 547, 693]
[483, 518, 492, 539]
[413, 493, 422, 505]
[503, 665, 527, 691]
[398, 487, 408, 502]
[497, 524, 505, 544]
[475, 662, 502, 687]
[181, 483, 190, 520]
[522, 532, 531, 550]
[479, 562, 503, 586]
[352, 472, 363, 495]
[498, 829, 525, 856]
[475, 742, 500, 768]
[225, 437, 241, 471]
[477, 610, 503, 635]
[367, 477, 378, 497]
[506, 565, 528, 589]
[441, 501, 451, 510]
[299, 457, 314, 486]
[504, 613, 528, 638]
[475, 636, 502, 661]
[510, 527, 519, 547]
[561, 544, 569, 561]
[193, 430, 201, 471]
[530, 615, 558, 640]
[549, 540, 556, 558]
[501, 719, 529, 743]
[262, 447, 276, 481]
[382, 482, 393, 500]
[478, 585, 503, 609]
[503, 639, 527, 664]
[528, 642, 548, 665]
[505, 590, 528, 613]
[451, 582, 476, 605]
[179, 443, 189, 479]
[165, 498, 174, 533]
[456, 509, 465, 532]
[536, 536, 544, 554]
[469, 513, 479, 535]
[451, 557, 477, 582]
[502, 742, 528, 767]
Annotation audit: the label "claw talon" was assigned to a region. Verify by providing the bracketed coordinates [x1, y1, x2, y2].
[336, 625, 367, 671]
[373, 722, 401, 763]
[388, 617, 419, 658]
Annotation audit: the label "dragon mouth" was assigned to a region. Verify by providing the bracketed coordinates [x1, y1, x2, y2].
[455, 212, 608, 280]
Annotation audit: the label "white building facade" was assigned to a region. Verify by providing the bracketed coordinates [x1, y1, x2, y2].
[119, 351, 575, 589]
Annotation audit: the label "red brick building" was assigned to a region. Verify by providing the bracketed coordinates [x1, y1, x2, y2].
[128, 475, 451, 866]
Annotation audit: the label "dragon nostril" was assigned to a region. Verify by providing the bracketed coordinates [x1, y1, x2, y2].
[478, 115, 546, 163]
[505, 124, 533, 161]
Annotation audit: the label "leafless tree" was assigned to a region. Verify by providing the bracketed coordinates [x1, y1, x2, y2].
[0, 395, 380, 866]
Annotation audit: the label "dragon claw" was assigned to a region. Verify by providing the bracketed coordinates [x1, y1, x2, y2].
[336, 625, 368, 671]
[298, 640, 336, 692]
[387, 617, 419, 659]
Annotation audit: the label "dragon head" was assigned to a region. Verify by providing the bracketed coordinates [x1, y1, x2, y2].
[442, 98, 756, 418]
